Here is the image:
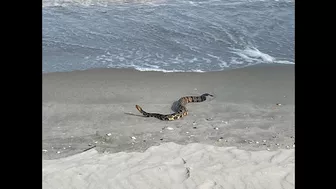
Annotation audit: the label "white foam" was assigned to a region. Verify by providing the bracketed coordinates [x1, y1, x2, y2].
[230, 46, 294, 65]
[43, 0, 167, 7]
[218, 61, 229, 68]
[230, 47, 275, 63]
[133, 66, 205, 73]
[274, 60, 295, 64]
[191, 0, 294, 7]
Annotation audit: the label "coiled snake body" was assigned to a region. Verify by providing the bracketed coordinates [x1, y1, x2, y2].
[135, 93, 213, 121]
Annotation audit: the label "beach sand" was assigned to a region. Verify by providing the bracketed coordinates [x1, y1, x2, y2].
[42, 64, 294, 188]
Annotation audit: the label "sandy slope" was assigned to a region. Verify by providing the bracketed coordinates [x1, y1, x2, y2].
[43, 142, 294, 189]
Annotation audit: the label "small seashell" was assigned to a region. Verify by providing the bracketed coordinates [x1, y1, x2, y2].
[256, 141, 259, 144]
[42, 149, 47, 152]
[267, 148, 270, 151]
[214, 127, 219, 130]
[106, 133, 112, 136]
[276, 143, 280, 146]
[286, 145, 290, 149]
[57, 151, 61, 154]
[166, 127, 174, 130]
[131, 136, 136, 140]
[293, 144, 295, 148]
[276, 103, 282, 106]
[186, 131, 189, 134]
[262, 140, 267, 143]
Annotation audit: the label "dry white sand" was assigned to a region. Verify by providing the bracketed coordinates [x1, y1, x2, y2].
[43, 64, 294, 189]
[43, 142, 294, 189]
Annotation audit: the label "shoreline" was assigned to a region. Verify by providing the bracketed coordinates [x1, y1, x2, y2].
[42, 63, 294, 75]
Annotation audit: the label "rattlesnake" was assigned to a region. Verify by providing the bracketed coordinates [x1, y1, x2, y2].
[135, 93, 213, 121]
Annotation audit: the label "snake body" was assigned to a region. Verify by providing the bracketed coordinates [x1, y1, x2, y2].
[135, 93, 213, 121]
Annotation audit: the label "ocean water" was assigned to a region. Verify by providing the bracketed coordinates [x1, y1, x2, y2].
[42, 0, 294, 73]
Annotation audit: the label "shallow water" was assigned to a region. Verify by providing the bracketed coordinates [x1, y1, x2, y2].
[42, 0, 294, 73]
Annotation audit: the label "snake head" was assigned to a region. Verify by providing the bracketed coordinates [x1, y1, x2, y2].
[201, 93, 214, 97]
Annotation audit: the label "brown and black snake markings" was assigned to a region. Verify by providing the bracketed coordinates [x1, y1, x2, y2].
[135, 93, 213, 121]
